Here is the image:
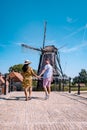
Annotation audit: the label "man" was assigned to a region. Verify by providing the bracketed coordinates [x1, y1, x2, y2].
[39, 58, 53, 99]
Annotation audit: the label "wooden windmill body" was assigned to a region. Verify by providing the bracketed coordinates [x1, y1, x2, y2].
[21, 22, 64, 89]
[37, 45, 63, 77]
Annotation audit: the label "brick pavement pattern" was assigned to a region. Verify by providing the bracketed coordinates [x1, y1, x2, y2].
[0, 91, 87, 130]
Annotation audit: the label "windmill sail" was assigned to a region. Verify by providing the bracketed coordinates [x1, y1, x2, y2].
[21, 44, 41, 52]
[43, 21, 47, 49]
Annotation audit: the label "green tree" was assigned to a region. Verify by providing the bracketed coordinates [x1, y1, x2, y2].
[73, 76, 79, 84]
[8, 64, 37, 73]
[73, 69, 87, 84]
[8, 64, 23, 73]
[79, 69, 87, 83]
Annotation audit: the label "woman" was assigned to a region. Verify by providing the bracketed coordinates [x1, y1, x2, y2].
[22, 60, 38, 101]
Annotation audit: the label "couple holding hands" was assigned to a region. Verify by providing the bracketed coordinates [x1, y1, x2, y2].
[22, 58, 53, 101]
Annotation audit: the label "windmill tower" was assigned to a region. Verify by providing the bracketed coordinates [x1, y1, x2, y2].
[21, 22, 64, 89]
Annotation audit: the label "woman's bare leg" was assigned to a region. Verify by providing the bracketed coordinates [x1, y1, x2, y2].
[24, 88, 28, 101]
[29, 87, 32, 98]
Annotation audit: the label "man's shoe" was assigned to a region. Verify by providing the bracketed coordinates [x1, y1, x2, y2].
[44, 95, 49, 100]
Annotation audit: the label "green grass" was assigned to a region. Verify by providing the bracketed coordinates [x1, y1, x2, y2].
[32, 81, 87, 91]
[51, 84, 87, 91]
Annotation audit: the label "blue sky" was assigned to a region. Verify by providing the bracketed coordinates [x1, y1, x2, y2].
[0, 0, 87, 78]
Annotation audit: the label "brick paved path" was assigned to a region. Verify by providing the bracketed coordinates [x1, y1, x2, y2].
[0, 91, 87, 130]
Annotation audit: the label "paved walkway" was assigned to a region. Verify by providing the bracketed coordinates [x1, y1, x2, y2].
[0, 91, 87, 130]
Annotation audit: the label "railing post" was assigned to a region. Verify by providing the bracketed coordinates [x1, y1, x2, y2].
[54, 77, 57, 91]
[69, 77, 71, 93]
[9, 77, 11, 93]
[59, 79, 61, 91]
[62, 78, 64, 91]
[4, 74, 7, 95]
[78, 83, 80, 95]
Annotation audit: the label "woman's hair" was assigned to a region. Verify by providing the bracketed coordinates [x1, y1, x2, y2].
[22, 64, 29, 72]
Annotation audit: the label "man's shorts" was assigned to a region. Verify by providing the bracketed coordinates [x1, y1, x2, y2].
[43, 78, 51, 88]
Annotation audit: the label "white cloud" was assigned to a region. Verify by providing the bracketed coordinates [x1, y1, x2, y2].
[61, 41, 87, 53]
[63, 26, 73, 31]
[85, 24, 87, 28]
[66, 16, 78, 23]
[61, 46, 77, 53]
[67, 17, 73, 23]
[46, 40, 56, 45]
[59, 25, 85, 44]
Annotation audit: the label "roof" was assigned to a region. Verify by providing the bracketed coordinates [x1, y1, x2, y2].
[0, 76, 5, 84]
[43, 45, 58, 52]
[9, 71, 23, 82]
[75, 83, 86, 87]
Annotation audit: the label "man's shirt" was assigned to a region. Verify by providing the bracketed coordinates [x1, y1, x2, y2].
[43, 64, 53, 79]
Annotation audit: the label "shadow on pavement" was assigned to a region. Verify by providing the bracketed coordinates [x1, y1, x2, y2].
[0, 96, 45, 101]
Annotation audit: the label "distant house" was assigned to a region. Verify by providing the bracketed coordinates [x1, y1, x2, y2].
[0, 74, 5, 94]
[75, 83, 86, 87]
[9, 71, 23, 82]
[0, 74, 5, 85]
[9, 71, 23, 91]
[0, 73, 9, 95]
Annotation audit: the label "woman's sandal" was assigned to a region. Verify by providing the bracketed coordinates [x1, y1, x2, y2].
[25, 98, 28, 101]
[29, 97, 32, 100]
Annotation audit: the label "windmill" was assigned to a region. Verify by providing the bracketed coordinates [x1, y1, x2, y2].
[21, 22, 64, 88]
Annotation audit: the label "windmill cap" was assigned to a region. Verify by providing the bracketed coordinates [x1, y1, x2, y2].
[24, 60, 31, 64]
